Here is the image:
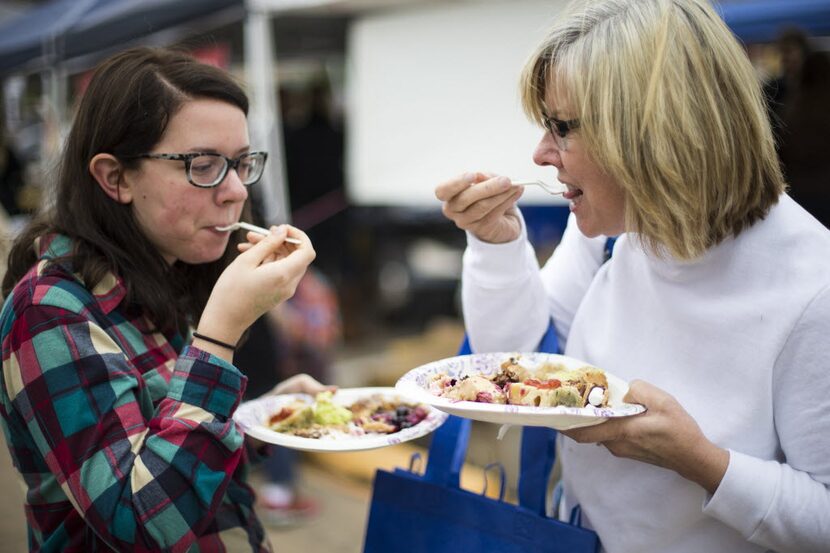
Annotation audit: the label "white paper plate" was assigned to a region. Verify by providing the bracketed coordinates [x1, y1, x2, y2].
[233, 387, 448, 452]
[395, 352, 645, 430]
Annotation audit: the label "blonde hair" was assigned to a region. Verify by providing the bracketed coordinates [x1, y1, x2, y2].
[520, 0, 784, 259]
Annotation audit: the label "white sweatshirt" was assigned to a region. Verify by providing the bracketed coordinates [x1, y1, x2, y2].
[462, 194, 830, 553]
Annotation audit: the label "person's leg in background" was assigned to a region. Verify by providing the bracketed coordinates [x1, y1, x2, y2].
[235, 269, 342, 526]
[235, 313, 319, 526]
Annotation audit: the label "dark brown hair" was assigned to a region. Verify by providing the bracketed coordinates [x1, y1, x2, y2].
[2, 47, 250, 333]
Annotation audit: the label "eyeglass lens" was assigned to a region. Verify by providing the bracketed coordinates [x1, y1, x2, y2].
[543, 118, 568, 150]
[189, 153, 266, 186]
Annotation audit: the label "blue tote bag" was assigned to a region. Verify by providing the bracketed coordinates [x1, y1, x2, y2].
[363, 323, 600, 553]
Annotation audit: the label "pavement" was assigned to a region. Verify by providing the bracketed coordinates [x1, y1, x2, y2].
[0, 434, 27, 553]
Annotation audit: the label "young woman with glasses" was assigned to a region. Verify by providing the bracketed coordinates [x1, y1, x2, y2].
[436, 1, 830, 552]
[0, 47, 330, 551]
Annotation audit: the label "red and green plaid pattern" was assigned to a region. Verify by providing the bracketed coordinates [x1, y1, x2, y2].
[0, 235, 271, 552]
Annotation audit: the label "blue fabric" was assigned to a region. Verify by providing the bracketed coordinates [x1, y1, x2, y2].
[457, 315, 560, 358]
[518, 426, 557, 516]
[0, 0, 241, 75]
[717, 0, 830, 43]
[364, 469, 598, 553]
[363, 321, 599, 553]
[604, 236, 618, 263]
[422, 414, 470, 488]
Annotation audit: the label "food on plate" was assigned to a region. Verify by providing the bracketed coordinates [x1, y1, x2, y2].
[429, 355, 610, 408]
[440, 375, 507, 404]
[266, 391, 429, 439]
[313, 392, 353, 425]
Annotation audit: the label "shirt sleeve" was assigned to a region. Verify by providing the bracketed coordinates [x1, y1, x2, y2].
[538, 213, 608, 349]
[4, 303, 248, 551]
[461, 209, 550, 352]
[702, 284, 830, 553]
[462, 211, 607, 352]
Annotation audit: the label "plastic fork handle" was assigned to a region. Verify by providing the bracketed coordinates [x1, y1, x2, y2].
[511, 180, 565, 195]
[222, 222, 302, 244]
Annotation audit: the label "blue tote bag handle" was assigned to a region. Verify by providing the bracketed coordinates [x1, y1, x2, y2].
[425, 321, 560, 509]
[423, 415, 471, 487]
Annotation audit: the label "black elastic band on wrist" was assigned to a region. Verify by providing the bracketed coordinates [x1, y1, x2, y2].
[192, 332, 236, 351]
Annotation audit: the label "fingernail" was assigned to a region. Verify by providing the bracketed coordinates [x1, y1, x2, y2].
[462, 172, 475, 183]
[497, 176, 510, 189]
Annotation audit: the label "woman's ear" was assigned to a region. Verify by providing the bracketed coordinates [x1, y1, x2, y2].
[89, 153, 133, 204]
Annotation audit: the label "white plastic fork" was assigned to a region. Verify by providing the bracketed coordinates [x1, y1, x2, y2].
[512, 179, 567, 195]
[215, 222, 302, 244]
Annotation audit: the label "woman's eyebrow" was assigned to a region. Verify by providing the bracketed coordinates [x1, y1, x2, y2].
[183, 146, 251, 155]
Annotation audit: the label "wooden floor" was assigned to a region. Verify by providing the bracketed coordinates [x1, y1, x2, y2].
[0, 432, 27, 553]
[259, 461, 374, 553]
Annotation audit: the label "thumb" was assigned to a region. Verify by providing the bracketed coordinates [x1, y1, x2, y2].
[239, 226, 287, 265]
[622, 379, 658, 406]
[622, 379, 643, 404]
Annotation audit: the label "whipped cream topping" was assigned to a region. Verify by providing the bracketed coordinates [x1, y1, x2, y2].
[587, 386, 605, 407]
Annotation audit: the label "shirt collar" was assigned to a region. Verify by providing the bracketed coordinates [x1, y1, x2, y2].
[36, 234, 128, 314]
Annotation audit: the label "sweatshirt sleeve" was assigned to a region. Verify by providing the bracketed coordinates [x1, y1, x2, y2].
[702, 284, 830, 553]
[461, 211, 607, 352]
[538, 214, 608, 349]
[3, 303, 247, 552]
[461, 210, 551, 352]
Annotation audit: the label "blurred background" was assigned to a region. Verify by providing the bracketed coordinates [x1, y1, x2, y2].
[0, 0, 828, 551]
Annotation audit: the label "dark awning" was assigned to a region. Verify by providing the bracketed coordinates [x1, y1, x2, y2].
[0, 0, 242, 77]
[0, 0, 94, 75]
[717, 0, 830, 43]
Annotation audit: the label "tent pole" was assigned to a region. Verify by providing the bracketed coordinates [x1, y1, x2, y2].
[36, 63, 66, 213]
[244, 3, 290, 226]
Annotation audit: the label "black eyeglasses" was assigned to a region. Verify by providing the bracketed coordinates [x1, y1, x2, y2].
[123, 151, 268, 188]
[542, 115, 580, 150]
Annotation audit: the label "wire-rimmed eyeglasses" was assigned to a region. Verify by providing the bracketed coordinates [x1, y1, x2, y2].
[123, 151, 268, 188]
[542, 115, 580, 151]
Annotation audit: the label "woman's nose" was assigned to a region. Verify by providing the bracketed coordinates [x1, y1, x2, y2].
[532, 132, 563, 168]
[216, 168, 249, 204]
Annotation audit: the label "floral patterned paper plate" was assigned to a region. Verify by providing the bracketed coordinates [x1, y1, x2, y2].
[233, 387, 448, 452]
[395, 353, 645, 430]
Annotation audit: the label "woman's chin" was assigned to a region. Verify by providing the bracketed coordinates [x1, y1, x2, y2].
[176, 245, 229, 265]
[575, 217, 601, 238]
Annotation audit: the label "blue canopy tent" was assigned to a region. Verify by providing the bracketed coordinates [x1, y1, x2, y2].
[717, 0, 830, 43]
[0, 0, 243, 77]
[0, 0, 92, 75]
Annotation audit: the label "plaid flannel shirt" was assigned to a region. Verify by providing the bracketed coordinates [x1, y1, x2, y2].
[0, 234, 272, 552]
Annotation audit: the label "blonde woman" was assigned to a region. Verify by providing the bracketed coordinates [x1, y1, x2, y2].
[436, 1, 830, 552]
